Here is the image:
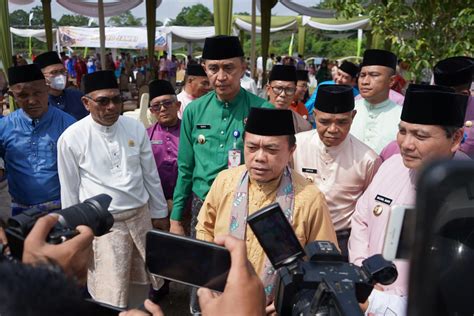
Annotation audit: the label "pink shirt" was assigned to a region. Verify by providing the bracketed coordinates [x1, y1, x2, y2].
[293, 131, 381, 231]
[177, 90, 195, 119]
[459, 96, 474, 158]
[348, 154, 415, 296]
[355, 89, 405, 106]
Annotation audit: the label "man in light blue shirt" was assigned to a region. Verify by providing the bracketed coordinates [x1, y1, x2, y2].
[0, 64, 75, 215]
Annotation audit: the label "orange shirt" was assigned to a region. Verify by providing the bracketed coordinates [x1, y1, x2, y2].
[290, 100, 309, 120]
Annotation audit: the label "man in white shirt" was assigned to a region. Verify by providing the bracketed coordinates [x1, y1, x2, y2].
[293, 84, 381, 257]
[57, 70, 168, 308]
[177, 64, 210, 118]
[350, 49, 402, 153]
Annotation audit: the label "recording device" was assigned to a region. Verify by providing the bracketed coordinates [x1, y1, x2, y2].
[409, 160, 474, 315]
[146, 230, 231, 292]
[382, 205, 416, 261]
[248, 203, 398, 316]
[4, 194, 114, 260]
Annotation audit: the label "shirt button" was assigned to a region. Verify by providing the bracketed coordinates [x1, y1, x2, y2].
[220, 144, 224, 148]
[223, 117, 227, 121]
[220, 131, 224, 135]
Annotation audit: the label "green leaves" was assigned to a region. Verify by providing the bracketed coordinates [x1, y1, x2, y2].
[329, 0, 474, 80]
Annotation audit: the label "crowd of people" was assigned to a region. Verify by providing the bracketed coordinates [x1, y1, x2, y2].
[0, 33, 473, 316]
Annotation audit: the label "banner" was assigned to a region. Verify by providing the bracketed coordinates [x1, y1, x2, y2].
[58, 26, 169, 50]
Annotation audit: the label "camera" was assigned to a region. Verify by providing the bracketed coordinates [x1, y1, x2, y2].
[4, 194, 114, 260]
[247, 203, 398, 316]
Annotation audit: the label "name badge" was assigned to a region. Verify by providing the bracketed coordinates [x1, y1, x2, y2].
[151, 140, 163, 145]
[375, 194, 393, 206]
[196, 124, 211, 129]
[228, 149, 241, 169]
[302, 168, 317, 174]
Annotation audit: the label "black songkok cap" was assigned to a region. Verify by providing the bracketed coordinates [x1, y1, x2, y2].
[269, 65, 297, 83]
[401, 84, 467, 127]
[82, 71, 118, 94]
[433, 56, 474, 87]
[202, 35, 244, 60]
[315, 84, 354, 114]
[186, 64, 207, 77]
[149, 79, 176, 102]
[296, 70, 309, 82]
[339, 61, 359, 78]
[245, 108, 295, 136]
[33, 51, 62, 69]
[8, 64, 45, 86]
[361, 49, 397, 71]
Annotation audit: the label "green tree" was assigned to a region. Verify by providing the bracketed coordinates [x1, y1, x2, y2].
[10, 9, 29, 27]
[58, 14, 96, 27]
[169, 4, 214, 26]
[330, 0, 474, 78]
[108, 11, 143, 26]
[29, 5, 58, 27]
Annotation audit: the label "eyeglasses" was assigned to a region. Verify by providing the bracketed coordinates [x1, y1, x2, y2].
[85, 95, 122, 106]
[270, 86, 296, 96]
[150, 99, 175, 111]
[297, 83, 308, 89]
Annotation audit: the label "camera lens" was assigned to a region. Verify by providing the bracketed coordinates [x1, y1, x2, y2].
[55, 194, 114, 236]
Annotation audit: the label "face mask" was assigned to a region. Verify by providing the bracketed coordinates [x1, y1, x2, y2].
[49, 74, 67, 90]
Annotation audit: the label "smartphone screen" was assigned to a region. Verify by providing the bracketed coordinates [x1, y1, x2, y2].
[383, 206, 416, 261]
[396, 208, 416, 259]
[247, 203, 305, 269]
[146, 230, 230, 292]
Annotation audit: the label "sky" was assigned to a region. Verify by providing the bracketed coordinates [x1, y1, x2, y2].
[9, 0, 318, 23]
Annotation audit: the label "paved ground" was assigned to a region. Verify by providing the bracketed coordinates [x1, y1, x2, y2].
[129, 281, 191, 315]
[159, 282, 191, 315]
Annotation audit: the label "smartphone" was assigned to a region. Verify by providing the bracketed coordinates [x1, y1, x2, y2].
[247, 203, 305, 269]
[145, 230, 230, 292]
[382, 205, 416, 261]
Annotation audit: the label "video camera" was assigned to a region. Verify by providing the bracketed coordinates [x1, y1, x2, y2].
[247, 203, 398, 316]
[4, 194, 114, 260]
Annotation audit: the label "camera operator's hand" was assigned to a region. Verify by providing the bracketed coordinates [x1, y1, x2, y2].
[119, 299, 164, 316]
[22, 214, 94, 284]
[198, 235, 266, 316]
[170, 219, 185, 236]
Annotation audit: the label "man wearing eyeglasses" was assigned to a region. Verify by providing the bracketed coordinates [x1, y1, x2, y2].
[169, 36, 273, 237]
[57, 71, 168, 308]
[34, 51, 89, 120]
[147, 79, 182, 231]
[266, 64, 311, 133]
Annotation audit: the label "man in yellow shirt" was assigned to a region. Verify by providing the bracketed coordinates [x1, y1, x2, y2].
[196, 107, 337, 311]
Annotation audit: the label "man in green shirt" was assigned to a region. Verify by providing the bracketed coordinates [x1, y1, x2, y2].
[170, 35, 273, 236]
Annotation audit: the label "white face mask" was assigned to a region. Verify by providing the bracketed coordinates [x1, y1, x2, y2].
[49, 74, 67, 90]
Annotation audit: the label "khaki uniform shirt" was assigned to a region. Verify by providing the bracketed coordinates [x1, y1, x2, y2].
[196, 165, 337, 274]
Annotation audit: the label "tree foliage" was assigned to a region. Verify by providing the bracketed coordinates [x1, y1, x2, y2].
[108, 11, 143, 27]
[330, 0, 474, 78]
[58, 14, 96, 27]
[29, 5, 58, 27]
[10, 9, 29, 27]
[169, 4, 214, 26]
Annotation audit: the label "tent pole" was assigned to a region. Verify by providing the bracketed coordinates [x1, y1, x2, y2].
[98, 0, 106, 70]
[41, 0, 53, 51]
[250, 0, 256, 80]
